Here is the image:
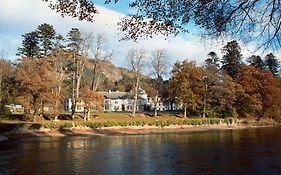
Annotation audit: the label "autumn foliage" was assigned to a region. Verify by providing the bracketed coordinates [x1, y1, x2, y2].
[170, 60, 281, 120]
[236, 66, 281, 120]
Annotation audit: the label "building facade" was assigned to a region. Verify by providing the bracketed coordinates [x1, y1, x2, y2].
[99, 90, 148, 112]
[64, 89, 176, 113]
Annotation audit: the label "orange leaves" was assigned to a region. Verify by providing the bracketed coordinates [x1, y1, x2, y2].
[236, 65, 281, 119]
[80, 87, 104, 112]
[15, 57, 58, 116]
[170, 60, 205, 114]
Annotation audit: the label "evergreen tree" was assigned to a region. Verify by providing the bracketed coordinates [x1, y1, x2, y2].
[205, 51, 220, 73]
[17, 31, 40, 59]
[66, 28, 84, 119]
[37, 23, 56, 56]
[67, 28, 82, 54]
[221, 40, 243, 78]
[265, 53, 279, 76]
[247, 55, 265, 70]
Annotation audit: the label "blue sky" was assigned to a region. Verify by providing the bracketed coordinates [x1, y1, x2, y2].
[0, 0, 278, 68]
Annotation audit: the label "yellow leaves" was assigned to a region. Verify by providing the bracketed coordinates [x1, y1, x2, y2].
[170, 60, 204, 110]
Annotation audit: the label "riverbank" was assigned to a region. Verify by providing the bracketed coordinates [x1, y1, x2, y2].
[1, 115, 280, 140]
[1, 122, 278, 141]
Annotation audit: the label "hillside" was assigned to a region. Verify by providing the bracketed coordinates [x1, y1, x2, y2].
[98, 60, 130, 82]
[83, 59, 150, 91]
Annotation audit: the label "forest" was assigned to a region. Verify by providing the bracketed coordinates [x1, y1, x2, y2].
[0, 23, 281, 122]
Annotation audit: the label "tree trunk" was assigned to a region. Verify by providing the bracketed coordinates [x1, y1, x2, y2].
[0, 68, 2, 104]
[87, 109, 91, 121]
[154, 93, 158, 117]
[71, 74, 76, 120]
[203, 99, 206, 118]
[203, 83, 208, 118]
[84, 108, 87, 122]
[91, 60, 101, 91]
[183, 106, 187, 118]
[83, 107, 91, 121]
[71, 99, 76, 120]
[132, 77, 139, 117]
[32, 107, 37, 122]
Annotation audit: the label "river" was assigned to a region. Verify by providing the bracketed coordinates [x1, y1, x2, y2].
[1, 127, 281, 175]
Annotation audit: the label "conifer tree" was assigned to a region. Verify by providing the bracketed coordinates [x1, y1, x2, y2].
[247, 55, 265, 70]
[221, 40, 243, 78]
[37, 23, 56, 56]
[265, 53, 279, 76]
[17, 31, 40, 59]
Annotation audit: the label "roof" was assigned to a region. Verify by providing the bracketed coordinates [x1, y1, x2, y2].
[98, 91, 134, 99]
[98, 91, 147, 100]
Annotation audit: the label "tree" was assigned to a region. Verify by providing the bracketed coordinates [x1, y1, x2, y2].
[205, 52, 220, 72]
[0, 59, 14, 107]
[45, 0, 281, 49]
[46, 0, 98, 22]
[115, 73, 134, 92]
[169, 60, 204, 118]
[247, 55, 265, 70]
[208, 74, 239, 118]
[127, 48, 146, 116]
[17, 31, 40, 58]
[202, 59, 240, 118]
[15, 58, 55, 121]
[90, 34, 113, 91]
[66, 28, 85, 119]
[80, 87, 104, 121]
[149, 49, 169, 117]
[221, 40, 243, 78]
[37, 23, 56, 56]
[202, 52, 220, 118]
[236, 66, 281, 120]
[264, 53, 279, 76]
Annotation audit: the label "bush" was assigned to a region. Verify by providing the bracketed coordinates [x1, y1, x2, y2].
[0, 105, 12, 115]
[210, 118, 221, 125]
[86, 123, 98, 129]
[59, 122, 73, 130]
[43, 123, 57, 129]
[201, 118, 210, 125]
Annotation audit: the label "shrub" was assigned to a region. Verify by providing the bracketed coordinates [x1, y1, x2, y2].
[0, 105, 12, 115]
[59, 122, 73, 130]
[210, 118, 221, 125]
[43, 123, 57, 129]
[85, 122, 98, 129]
[29, 123, 41, 130]
[201, 118, 210, 125]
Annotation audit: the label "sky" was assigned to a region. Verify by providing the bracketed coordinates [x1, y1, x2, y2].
[0, 0, 280, 69]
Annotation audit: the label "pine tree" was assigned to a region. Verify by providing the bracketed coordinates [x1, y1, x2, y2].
[67, 28, 82, 54]
[17, 31, 40, 59]
[247, 55, 265, 70]
[265, 53, 279, 76]
[205, 51, 220, 73]
[37, 23, 56, 56]
[66, 28, 85, 119]
[221, 40, 243, 78]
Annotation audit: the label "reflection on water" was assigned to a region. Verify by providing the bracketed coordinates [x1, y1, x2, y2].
[1, 127, 281, 174]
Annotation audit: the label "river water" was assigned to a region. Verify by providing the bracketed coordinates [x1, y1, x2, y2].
[1, 127, 281, 175]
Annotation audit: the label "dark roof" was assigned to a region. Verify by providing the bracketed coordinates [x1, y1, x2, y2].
[98, 91, 134, 99]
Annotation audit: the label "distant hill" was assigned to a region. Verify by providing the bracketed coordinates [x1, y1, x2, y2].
[97, 60, 130, 82]
[83, 59, 149, 91]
